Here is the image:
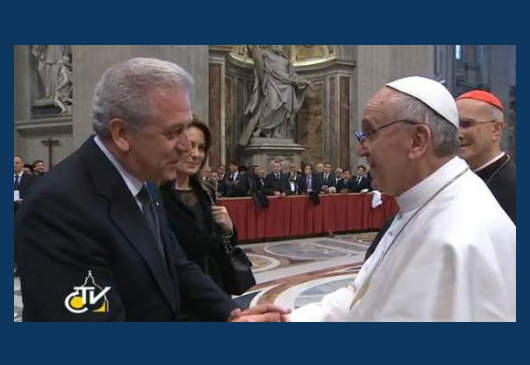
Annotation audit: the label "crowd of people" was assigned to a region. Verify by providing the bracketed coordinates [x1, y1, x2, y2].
[203, 160, 374, 199]
[14, 57, 515, 322]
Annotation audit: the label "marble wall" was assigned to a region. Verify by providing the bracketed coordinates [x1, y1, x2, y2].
[353, 45, 435, 168]
[72, 45, 209, 148]
[298, 82, 324, 166]
[209, 63, 222, 168]
[14, 45, 211, 167]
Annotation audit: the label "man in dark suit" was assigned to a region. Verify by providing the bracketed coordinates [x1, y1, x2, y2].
[352, 165, 371, 192]
[285, 164, 303, 196]
[299, 164, 322, 194]
[15, 58, 288, 322]
[225, 161, 239, 183]
[215, 166, 228, 197]
[457, 90, 516, 223]
[14, 155, 35, 209]
[342, 169, 354, 193]
[217, 165, 226, 181]
[320, 162, 336, 193]
[224, 161, 250, 197]
[288, 163, 304, 195]
[14, 155, 36, 277]
[264, 161, 289, 196]
[333, 168, 347, 193]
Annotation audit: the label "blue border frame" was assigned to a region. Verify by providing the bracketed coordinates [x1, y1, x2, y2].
[5, 1, 525, 362]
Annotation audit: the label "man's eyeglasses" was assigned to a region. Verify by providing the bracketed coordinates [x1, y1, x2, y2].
[355, 119, 421, 143]
[459, 119, 497, 129]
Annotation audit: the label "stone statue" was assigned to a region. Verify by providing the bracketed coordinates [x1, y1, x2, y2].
[239, 45, 311, 146]
[31, 45, 73, 114]
[56, 53, 73, 114]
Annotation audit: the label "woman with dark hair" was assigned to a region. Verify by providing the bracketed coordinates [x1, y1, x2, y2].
[159, 119, 249, 314]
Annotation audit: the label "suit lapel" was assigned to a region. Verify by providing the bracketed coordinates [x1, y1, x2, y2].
[108, 193, 177, 311]
[80, 137, 177, 312]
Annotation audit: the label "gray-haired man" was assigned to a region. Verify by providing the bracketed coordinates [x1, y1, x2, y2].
[16, 58, 288, 322]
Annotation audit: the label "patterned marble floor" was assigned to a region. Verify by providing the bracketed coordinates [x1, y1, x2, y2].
[232, 232, 374, 310]
[14, 232, 375, 321]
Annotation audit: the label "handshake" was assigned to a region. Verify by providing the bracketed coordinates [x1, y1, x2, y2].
[228, 304, 291, 322]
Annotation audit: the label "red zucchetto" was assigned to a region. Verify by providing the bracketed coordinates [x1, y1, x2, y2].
[457, 90, 504, 111]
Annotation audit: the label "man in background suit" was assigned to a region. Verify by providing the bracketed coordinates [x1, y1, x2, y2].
[284, 163, 301, 195]
[342, 169, 354, 193]
[217, 165, 226, 181]
[15, 58, 288, 322]
[300, 164, 322, 194]
[216, 166, 228, 197]
[224, 161, 250, 197]
[286, 163, 303, 195]
[352, 165, 371, 192]
[264, 161, 288, 196]
[14, 155, 35, 212]
[14, 155, 35, 277]
[226, 161, 239, 182]
[320, 162, 335, 193]
[333, 168, 347, 193]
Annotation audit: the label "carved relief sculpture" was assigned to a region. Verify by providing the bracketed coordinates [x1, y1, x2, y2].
[32, 45, 73, 114]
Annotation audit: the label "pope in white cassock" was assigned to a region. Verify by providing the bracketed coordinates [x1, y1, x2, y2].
[289, 76, 516, 322]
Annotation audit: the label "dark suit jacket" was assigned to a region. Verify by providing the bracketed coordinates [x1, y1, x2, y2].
[320, 172, 336, 190]
[225, 172, 250, 197]
[263, 172, 289, 195]
[300, 173, 323, 194]
[15, 137, 238, 321]
[288, 173, 304, 195]
[352, 175, 371, 192]
[15, 172, 36, 199]
[475, 153, 516, 224]
[285, 179, 301, 195]
[14, 173, 36, 214]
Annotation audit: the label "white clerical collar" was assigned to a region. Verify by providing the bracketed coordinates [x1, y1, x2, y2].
[396, 156, 469, 214]
[94, 135, 144, 198]
[473, 152, 506, 173]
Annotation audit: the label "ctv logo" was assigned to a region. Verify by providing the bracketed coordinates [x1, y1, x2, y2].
[64, 271, 111, 314]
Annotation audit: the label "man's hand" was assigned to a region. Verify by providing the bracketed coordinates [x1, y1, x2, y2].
[228, 304, 291, 322]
